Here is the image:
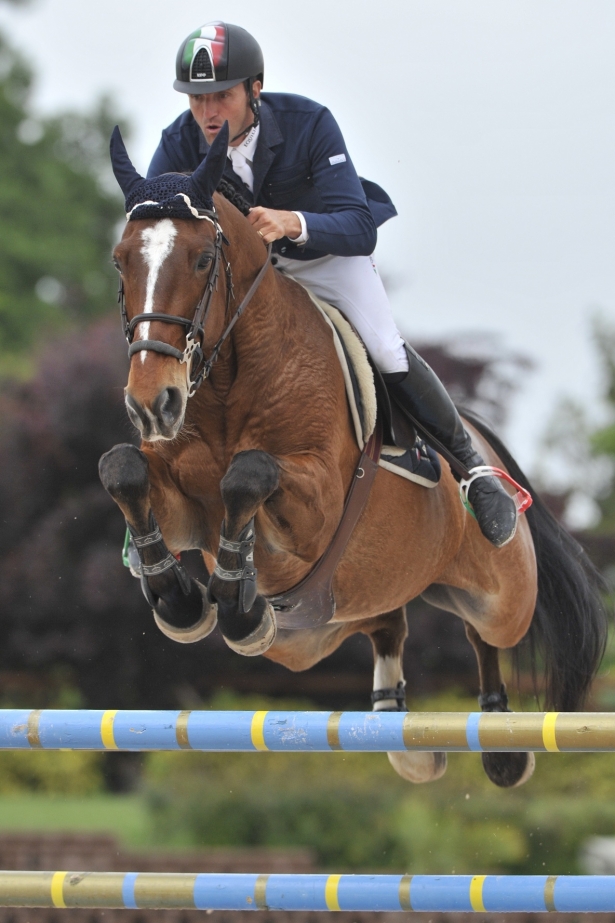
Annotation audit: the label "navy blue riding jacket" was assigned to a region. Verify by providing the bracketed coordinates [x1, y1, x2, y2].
[148, 92, 397, 262]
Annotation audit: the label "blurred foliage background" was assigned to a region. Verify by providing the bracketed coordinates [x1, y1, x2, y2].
[0, 28, 123, 374]
[0, 11, 614, 879]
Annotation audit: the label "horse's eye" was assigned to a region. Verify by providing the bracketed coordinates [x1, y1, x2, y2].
[112, 257, 121, 273]
[197, 253, 212, 271]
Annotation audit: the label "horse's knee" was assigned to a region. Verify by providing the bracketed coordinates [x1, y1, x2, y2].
[221, 450, 279, 529]
[99, 443, 149, 506]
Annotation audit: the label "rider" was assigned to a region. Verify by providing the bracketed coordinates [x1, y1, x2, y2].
[148, 22, 517, 548]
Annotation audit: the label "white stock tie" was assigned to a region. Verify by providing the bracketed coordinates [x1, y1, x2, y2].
[228, 148, 254, 193]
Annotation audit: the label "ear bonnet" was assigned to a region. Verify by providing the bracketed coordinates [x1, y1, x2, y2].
[109, 122, 229, 220]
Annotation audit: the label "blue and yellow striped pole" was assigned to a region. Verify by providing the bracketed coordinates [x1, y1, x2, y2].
[0, 872, 613, 912]
[1, 709, 615, 752]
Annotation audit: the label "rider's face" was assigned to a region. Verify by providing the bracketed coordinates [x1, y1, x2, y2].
[188, 81, 262, 148]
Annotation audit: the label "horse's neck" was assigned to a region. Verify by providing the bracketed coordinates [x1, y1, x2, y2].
[210, 267, 292, 386]
[188, 267, 290, 422]
[233, 270, 287, 357]
[190, 258, 345, 453]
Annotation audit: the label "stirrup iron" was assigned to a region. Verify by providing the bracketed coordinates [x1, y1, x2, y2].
[459, 465, 532, 518]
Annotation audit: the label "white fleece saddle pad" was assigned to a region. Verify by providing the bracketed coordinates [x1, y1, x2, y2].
[304, 289, 439, 489]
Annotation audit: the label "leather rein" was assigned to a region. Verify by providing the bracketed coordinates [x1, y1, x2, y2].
[118, 209, 272, 396]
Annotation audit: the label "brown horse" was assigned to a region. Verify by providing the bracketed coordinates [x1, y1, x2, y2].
[100, 128, 606, 789]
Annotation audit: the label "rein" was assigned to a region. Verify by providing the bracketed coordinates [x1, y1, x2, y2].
[118, 210, 272, 397]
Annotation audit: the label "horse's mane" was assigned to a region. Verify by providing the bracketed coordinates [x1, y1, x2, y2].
[216, 179, 251, 217]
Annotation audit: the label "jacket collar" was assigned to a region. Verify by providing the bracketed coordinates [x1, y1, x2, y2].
[251, 99, 283, 200]
[195, 99, 283, 203]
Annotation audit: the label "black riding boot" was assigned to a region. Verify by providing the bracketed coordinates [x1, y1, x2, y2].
[383, 345, 517, 547]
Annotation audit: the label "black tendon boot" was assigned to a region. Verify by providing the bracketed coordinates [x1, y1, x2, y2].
[383, 345, 518, 547]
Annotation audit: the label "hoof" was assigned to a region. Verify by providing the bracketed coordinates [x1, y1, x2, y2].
[153, 581, 218, 644]
[222, 598, 277, 656]
[482, 750, 536, 788]
[387, 750, 448, 784]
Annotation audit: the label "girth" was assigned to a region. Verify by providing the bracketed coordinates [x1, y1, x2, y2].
[268, 419, 383, 629]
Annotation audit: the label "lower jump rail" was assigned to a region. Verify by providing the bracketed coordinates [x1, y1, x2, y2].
[0, 709, 614, 752]
[0, 871, 613, 912]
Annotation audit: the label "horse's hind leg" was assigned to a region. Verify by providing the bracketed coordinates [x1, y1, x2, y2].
[207, 449, 279, 657]
[367, 608, 447, 784]
[99, 443, 217, 643]
[464, 622, 535, 788]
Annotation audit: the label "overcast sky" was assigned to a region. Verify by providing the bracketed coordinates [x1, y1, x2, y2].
[1, 0, 614, 482]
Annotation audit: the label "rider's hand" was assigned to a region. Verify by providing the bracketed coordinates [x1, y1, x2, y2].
[247, 207, 302, 244]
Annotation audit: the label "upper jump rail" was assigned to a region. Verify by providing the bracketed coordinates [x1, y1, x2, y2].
[1, 709, 613, 752]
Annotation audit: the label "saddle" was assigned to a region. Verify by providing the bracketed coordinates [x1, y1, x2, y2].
[305, 291, 441, 489]
[267, 289, 440, 630]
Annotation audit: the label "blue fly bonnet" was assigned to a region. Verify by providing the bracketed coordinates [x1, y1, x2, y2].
[109, 122, 229, 221]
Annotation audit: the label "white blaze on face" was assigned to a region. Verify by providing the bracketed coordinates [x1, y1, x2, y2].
[138, 219, 178, 363]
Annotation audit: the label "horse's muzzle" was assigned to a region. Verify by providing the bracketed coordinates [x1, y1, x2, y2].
[125, 387, 185, 440]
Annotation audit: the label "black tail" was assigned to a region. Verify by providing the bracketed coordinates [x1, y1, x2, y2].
[461, 408, 608, 711]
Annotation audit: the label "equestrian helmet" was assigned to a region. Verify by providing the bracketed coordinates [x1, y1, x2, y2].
[174, 22, 264, 95]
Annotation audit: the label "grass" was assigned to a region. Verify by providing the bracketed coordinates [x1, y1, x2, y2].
[0, 794, 151, 847]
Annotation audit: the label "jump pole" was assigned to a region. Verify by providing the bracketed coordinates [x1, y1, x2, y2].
[3, 711, 613, 914]
[0, 871, 614, 912]
[1, 709, 614, 752]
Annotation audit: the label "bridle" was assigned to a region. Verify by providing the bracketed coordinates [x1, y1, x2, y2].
[118, 208, 272, 397]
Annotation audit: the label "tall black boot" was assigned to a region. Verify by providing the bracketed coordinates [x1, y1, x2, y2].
[383, 345, 517, 547]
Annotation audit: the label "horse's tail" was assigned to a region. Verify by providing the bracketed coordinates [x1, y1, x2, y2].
[460, 407, 608, 711]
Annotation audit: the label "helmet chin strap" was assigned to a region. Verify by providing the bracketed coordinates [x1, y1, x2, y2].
[229, 79, 261, 144]
[229, 122, 255, 144]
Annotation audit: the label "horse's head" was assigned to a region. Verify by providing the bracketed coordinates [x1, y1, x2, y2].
[110, 124, 229, 441]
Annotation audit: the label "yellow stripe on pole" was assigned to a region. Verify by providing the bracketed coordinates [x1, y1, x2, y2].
[544, 875, 558, 911]
[325, 874, 341, 911]
[469, 875, 486, 912]
[26, 710, 42, 748]
[100, 710, 118, 750]
[50, 872, 67, 908]
[542, 712, 560, 752]
[250, 712, 269, 751]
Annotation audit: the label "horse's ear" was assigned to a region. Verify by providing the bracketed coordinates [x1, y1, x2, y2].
[110, 125, 144, 198]
[190, 121, 229, 203]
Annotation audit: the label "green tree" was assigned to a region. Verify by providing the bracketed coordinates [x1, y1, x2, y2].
[0, 29, 124, 374]
[588, 317, 615, 532]
[537, 315, 615, 533]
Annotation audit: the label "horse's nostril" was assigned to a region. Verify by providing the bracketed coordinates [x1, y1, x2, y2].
[125, 393, 148, 434]
[153, 387, 183, 429]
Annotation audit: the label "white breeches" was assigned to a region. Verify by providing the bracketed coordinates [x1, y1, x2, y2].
[274, 253, 409, 374]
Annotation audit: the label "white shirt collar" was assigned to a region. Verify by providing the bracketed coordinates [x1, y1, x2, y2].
[228, 124, 260, 163]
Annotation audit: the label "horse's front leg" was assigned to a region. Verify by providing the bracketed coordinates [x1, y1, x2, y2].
[208, 450, 280, 656]
[98, 443, 217, 643]
[210, 447, 346, 656]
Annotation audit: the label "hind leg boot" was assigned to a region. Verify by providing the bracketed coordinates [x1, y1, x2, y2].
[369, 611, 448, 784]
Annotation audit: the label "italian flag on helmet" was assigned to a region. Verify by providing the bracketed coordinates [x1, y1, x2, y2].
[174, 21, 264, 95]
